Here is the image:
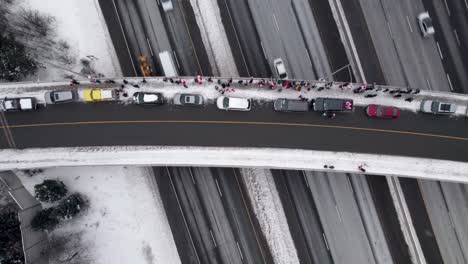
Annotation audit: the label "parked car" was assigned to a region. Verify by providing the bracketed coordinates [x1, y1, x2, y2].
[417, 12, 435, 37]
[420, 100, 456, 114]
[0, 97, 37, 112]
[83, 88, 118, 102]
[133, 92, 164, 105]
[44, 90, 77, 104]
[274, 98, 309, 112]
[160, 0, 174, 11]
[216, 96, 251, 111]
[366, 104, 400, 119]
[312, 98, 354, 112]
[173, 93, 204, 106]
[273, 58, 288, 80]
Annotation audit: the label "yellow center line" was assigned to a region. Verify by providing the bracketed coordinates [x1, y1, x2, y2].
[2, 119, 468, 141]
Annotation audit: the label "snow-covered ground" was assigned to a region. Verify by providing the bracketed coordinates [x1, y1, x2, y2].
[20, 0, 121, 81]
[241, 168, 299, 264]
[3, 146, 468, 183]
[15, 166, 181, 264]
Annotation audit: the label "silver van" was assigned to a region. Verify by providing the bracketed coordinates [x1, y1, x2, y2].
[274, 98, 309, 112]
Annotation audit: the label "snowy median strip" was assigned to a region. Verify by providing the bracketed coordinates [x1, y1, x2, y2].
[1, 77, 468, 116]
[1, 146, 468, 183]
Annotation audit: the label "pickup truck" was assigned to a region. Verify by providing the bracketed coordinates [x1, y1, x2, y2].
[313, 97, 354, 112]
[83, 88, 118, 102]
[0, 97, 37, 112]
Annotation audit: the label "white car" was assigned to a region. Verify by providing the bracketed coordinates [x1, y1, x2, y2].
[420, 100, 456, 114]
[417, 12, 435, 37]
[216, 96, 251, 111]
[160, 0, 173, 12]
[273, 58, 288, 79]
[0, 97, 37, 112]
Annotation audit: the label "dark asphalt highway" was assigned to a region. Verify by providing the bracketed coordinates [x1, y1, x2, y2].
[2, 102, 468, 162]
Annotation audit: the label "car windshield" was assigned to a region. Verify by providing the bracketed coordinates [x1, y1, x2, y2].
[279, 72, 287, 79]
[223, 97, 229, 108]
[376, 106, 383, 116]
[392, 108, 398, 116]
[50, 93, 56, 102]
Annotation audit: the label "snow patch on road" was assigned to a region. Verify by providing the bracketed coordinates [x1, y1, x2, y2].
[16, 166, 180, 264]
[189, 0, 239, 76]
[241, 168, 300, 264]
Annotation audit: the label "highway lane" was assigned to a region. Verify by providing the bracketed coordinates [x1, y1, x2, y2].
[271, 170, 333, 264]
[2, 102, 468, 161]
[153, 167, 272, 264]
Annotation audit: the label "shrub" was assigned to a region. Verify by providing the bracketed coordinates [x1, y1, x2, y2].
[56, 193, 85, 220]
[34, 180, 67, 203]
[31, 208, 59, 231]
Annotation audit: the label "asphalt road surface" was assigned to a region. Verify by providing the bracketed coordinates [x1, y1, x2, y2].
[153, 167, 272, 264]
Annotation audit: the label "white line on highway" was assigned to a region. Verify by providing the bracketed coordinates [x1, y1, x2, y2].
[173, 51, 181, 70]
[447, 73, 454, 91]
[273, 14, 280, 32]
[302, 171, 309, 187]
[210, 229, 217, 247]
[166, 167, 202, 264]
[426, 79, 432, 90]
[386, 21, 393, 39]
[215, 178, 223, 197]
[305, 49, 313, 67]
[111, 0, 138, 76]
[146, 37, 154, 57]
[436, 41, 443, 60]
[260, 41, 267, 60]
[443, 0, 451, 16]
[465, 0, 468, 11]
[322, 233, 330, 250]
[236, 241, 244, 260]
[189, 167, 196, 184]
[335, 205, 342, 223]
[453, 29, 461, 47]
[406, 16, 413, 33]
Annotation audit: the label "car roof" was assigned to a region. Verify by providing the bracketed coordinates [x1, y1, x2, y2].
[228, 97, 249, 108]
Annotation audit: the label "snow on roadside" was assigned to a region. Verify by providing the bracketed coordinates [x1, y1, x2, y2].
[3, 146, 468, 183]
[21, 0, 122, 81]
[16, 166, 181, 264]
[189, 0, 238, 76]
[1, 77, 468, 117]
[241, 168, 300, 264]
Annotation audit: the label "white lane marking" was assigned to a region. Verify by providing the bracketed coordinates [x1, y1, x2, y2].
[215, 178, 222, 197]
[335, 205, 342, 223]
[189, 168, 196, 184]
[236, 241, 244, 260]
[436, 41, 443, 60]
[273, 14, 280, 32]
[447, 73, 454, 91]
[453, 29, 461, 47]
[444, 0, 451, 16]
[323, 233, 330, 251]
[305, 49, 313, 66]
[173, 51, 181, 70]
[146, 37, 154, 57]
[302, 171, 309, 187]
[465, 0, 468, 11]
[426, 79, 432, 90]
[210, 230, 217, 247]
[386, 21, 393, 39]
[260, 41, 267, 59]
[406, 16, 413, 33]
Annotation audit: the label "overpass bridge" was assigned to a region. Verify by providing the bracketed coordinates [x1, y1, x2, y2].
[0, 77, 467, 182]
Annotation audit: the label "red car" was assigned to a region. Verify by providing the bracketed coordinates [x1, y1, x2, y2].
[365, 104, 400, 118]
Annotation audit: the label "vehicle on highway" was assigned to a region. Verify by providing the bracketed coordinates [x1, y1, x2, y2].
[274, 98, 309, 112]
[365, 104, 400, 119]
[420, 100, 457, 114]
[160, 0, 173, 11]
[83, 88, 118, 102]
[133, 92, 164, 105]
[312, 98, 354, 112]
[173, 93, 204, 106]
[216, 96, 251, 111]
[159, 51, 178, 77]
[44, 90, 78, 104]
[138, 56, 152, 77]
[273, 58, 288, 80]
[417, 12, 435, 37]
[0, 97, 37, 112]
